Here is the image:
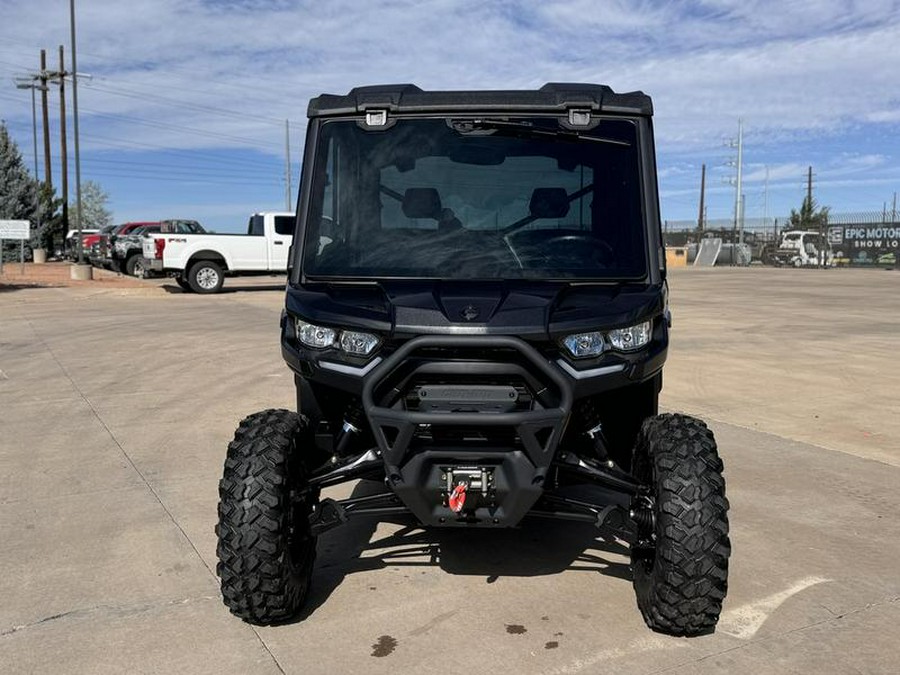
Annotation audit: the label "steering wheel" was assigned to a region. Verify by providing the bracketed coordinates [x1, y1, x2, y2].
[543, 234, 614, 265]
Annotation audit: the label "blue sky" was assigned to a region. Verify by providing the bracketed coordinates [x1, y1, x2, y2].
[1, 0, 899, 232]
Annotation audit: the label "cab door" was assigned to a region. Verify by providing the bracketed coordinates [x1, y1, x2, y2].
[267, 214, 294, 271]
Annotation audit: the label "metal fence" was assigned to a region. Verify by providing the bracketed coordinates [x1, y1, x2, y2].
[662, 211, 899, 267]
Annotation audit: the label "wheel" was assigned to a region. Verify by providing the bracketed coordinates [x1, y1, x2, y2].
[630, 413, 730, 636]
[188, 260, 224, 294]
[132, 257, 147, 278]
[216, 409, 318, 625]
[175, 277, 192, 291]
[124, 255, 142, 277]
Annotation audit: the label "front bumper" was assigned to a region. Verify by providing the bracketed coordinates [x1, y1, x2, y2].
[358, 335, 572, 527]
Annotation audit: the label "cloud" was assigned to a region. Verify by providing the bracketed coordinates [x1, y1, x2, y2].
[3, 1, 898, 153]
[1, 0, 898, 225]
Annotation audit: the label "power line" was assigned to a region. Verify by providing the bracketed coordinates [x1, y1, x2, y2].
[76, 105, 282, 148]
[0, 39, 302, 100]
[75, 170, 284, 187]
[42, 151, 281, 180]
[86, 82, 289, 126]
[75, 131, 281, 168]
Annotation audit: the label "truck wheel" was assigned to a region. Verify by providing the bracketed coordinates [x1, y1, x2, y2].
[216, 409, 318, 625]
[188, 260, 224, 294]
[630, 413, 730, 636]
[175, 277, 192, 292]
[124, 255, 141, 277]
[133, 257, 147, 278]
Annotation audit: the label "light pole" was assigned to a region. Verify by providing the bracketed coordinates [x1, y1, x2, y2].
[13, 81, 41, 176]
[15, 79, 47, 256]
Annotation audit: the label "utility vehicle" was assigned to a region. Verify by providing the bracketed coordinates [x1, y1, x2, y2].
[772, 230, 832, 267]
[215, 84, 731, 636]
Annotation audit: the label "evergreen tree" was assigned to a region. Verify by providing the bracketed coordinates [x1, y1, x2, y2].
[789, 195, 829, 230]
[0, 123, 40, 228]
[80, 180, 114, 229]
[37, 183, 64, 251]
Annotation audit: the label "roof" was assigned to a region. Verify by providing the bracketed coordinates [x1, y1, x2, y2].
[307, 83, 653, 118]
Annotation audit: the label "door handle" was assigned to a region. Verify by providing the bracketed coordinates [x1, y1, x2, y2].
[274, 241, 284, 245]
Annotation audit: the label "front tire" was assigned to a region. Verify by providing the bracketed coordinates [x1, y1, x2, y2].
[216, 409, 318, 625]
[631, 414, 730, 636]
[188, 260, 224, 294]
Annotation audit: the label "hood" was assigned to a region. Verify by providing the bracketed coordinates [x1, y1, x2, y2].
[286, 279, 662, 342]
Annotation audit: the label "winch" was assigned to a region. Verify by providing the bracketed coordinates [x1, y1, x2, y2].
[442, 466, 494, 513]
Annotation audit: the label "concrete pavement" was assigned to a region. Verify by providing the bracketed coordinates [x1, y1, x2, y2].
[1, 268, 898, 674]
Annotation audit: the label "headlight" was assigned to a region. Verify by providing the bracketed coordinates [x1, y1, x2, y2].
[340, 330, 380, 356]
[607, 321, 652, 352]
[296, 320, 336, 349]
[562, 320, 652, 358]
[562, 331, 605, 358]
[295, 319, 379, 356]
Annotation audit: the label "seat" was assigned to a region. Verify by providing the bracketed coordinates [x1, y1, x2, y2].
[402, 188, 442, 220]
[529, 187, 570, 219]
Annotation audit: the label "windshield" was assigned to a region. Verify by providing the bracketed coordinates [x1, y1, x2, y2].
[302, 117, 647, 280]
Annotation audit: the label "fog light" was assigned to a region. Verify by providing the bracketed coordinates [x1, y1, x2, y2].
[296, 320, 336, 349]
[607, 321, 652, 352]
[562, 331, 605, 358]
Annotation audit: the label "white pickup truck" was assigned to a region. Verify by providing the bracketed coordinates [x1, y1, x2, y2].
[141, 212, 295, 293]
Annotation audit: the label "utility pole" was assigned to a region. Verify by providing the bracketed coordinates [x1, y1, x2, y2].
[697, 163, 706, 233]
[70, 0, 86, 268]
[806, 165, 813, 211]
[735, 119, 744, 245]
[284, 119, 291, 212]
[763, 165, 770, 241]
[893, 191, 897, 223]
[39, 49, 52, 188]
[806, 165, 825, 268]
[57, 46, 69, 233]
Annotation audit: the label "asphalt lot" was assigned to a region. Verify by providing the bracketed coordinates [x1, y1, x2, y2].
[1, 267, 899, 674]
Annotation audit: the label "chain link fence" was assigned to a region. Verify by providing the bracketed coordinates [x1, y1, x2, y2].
[662, 211, 899, 267]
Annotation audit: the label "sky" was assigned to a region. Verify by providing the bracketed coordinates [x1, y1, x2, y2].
[1, 0, 898, 233]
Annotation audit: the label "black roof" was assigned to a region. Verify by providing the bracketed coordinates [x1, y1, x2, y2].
[307, 83, 652, 118]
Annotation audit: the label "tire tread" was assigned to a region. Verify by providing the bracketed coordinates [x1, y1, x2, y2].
[215, 408, 315, 625]
[632, 413, 731, 636]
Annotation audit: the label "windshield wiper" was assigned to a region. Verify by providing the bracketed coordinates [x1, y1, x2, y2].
[451, 119, 631, 147]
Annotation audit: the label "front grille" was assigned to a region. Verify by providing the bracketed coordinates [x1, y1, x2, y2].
[404, 376, 535, 413]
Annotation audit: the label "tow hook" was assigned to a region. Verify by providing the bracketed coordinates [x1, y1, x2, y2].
[448, 482, 468, 512]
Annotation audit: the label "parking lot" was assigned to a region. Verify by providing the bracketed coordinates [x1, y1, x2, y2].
[1, 267, 899, 674]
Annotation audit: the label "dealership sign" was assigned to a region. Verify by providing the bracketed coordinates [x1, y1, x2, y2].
[828, 225, 900, 265]
[0, 220, 30, 239]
